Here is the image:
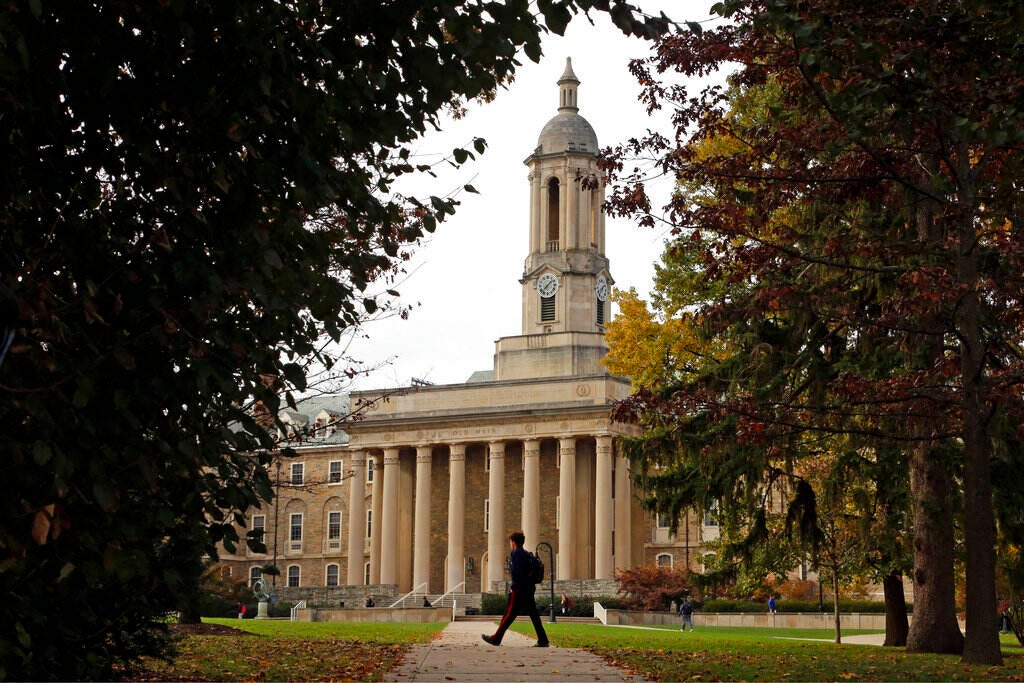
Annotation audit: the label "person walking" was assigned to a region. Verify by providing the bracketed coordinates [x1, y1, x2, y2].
[481, 531, 550, 648]
[768, 595, 776, 615]
[678, 597, 694, 631]
[560, 593, 572, 616]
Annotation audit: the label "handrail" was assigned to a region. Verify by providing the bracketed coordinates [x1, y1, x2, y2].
[431, 582, 465, 607]
[389, 582, 429, 608]
[290, 599, 307, 621]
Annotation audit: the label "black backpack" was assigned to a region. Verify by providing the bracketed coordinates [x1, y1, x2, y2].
[528, 551, 544, 584]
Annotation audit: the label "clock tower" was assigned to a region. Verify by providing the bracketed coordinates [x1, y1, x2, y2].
[493, 59, 615, 381]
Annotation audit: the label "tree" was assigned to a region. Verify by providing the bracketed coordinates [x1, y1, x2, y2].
[605, 0, 1024, 664]
[0, 1, 672, 678]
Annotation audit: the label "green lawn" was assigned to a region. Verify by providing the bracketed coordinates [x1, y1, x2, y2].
[122, 619, 444, 681]
[124, 619, 1024, 682]
[510, 622, 1024, 681]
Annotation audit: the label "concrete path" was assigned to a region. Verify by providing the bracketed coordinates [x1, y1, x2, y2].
[384, 620, 651, 682]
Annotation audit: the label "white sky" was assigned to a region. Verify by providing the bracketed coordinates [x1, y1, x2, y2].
[345, 2, 724, 390]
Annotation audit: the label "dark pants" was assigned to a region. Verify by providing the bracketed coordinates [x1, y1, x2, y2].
[491, 587, 548, 644]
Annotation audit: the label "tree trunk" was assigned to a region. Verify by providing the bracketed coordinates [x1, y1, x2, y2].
[882, 570, 909, 647]
[956, 200, 1002, 665]
[832, 570, 841, 644]
[906, 442, 964, 654]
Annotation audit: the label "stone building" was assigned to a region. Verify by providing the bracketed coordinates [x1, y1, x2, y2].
[217, 60, 719, 598]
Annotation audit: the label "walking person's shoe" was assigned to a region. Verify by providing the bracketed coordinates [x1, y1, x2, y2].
[533, 641, 550, 647]
[481, 634, 499, 646]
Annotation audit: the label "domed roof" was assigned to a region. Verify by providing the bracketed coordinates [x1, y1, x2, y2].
[535, 58, 598, 154]
[537, 112, 598, 154]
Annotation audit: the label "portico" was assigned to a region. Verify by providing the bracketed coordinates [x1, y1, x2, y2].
[346, 373, 637, 592]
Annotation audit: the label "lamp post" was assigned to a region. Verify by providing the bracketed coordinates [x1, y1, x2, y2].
[536, 541, 555, 623]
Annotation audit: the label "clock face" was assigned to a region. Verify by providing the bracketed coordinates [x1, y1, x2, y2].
[537, 273, 559, 298]
[596, 276, 609, 302]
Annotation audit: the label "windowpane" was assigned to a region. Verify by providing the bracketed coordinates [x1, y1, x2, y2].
[249, 567, 262, 586]
[327, 511, 341, 540]
[366, 458, 375, 483]
[287, 565, 300, 587]
[657, 553, 673, 568]
[366, 509, 372, 538]
[325, 564, 339, 586]
[291, 463, 304, 485]
[252, 515, 265, 544]
[328, 461, 343, 484]
[290, 513, 303, 542]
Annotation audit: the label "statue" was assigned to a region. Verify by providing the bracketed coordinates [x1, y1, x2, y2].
[252, 577, 271, 619]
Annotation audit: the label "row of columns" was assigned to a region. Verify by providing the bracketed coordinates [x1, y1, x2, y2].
[345, 436, 631, 592]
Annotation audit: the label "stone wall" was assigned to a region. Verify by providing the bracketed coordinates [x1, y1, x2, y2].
[598, 607, 890, 631]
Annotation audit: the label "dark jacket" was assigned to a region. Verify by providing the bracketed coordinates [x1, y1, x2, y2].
[509, 546, 533, 592]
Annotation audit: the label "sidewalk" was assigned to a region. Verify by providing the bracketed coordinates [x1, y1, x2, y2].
[384, 619, 651, 682]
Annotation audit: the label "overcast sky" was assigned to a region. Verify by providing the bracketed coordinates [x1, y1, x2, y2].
[343, 2, 726, 391]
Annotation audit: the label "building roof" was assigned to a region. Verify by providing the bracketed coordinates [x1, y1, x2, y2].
[537, 57, 598, 154]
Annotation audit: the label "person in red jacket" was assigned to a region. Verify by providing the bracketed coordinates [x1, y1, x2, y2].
[481, 531, 549, 648]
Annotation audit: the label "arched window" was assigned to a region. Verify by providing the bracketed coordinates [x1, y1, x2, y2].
[657, 553, 673, 568]
[325, 563, 339, 586]
[249, 566, 262, 586]
[702, 552, 717, 572]
[287, 564, 301, 587]
[547, 178, 560, 249]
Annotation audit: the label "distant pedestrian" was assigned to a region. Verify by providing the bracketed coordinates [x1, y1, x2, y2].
[560, 593, 572, 615]
[481, 531, 549, 648]
[768, 595, 776, 614]
[238, 602, 247, 619]
[678, 597, 694, 631]
[423, 595, 432, 607]
[365, 595, 375, 607]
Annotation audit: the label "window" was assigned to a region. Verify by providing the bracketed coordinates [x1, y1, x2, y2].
[702, 552, 716, 572]
[596, 297, 605, 325]
[366, 509, 372, 538]
[252, 514, 266, 544]
[485, 451, 490, 472]
[328, 460, 343, 484]
[325, 564, 339, 586]
[364, 562, 371, 585]
[546, 177, 560, 248]
[484, 499, 490, 532]
[657, 553, 673, 568]
[290, 462, 304, 486]
[290, 513, 303, 542]
[800, 559, 808, 581]
[221, 566, 232, 579]
[287, 565, 300, 587]
[540, 294, 555, 322]
[611, 530, 615, 556]
[249, 566, 262, 586]
[703, 500, 720, 527]
[366, 457, 375, 483]
[327, 511, 341, 541]
[657, 511, 672, 529]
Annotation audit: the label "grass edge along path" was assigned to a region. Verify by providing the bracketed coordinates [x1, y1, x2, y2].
[120, 619, 445, 682]
[511, 622, 1024, 682]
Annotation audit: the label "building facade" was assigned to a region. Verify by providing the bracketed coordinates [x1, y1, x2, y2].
[218, 60, 719, 596]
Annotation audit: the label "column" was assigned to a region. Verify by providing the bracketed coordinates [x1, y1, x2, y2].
[557, 437, 576, 580]
[379, 447, 401, 586]
[522, 439, 541, 551]
[446, 444, 466, 592]
[346, 451, 367, 585]
[614, 449, 632, 570]
[369, 453, 383, 583]
[594, 436, 614, 579]
[486, 441, 506, 590]
[412, 445, 433, 593]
